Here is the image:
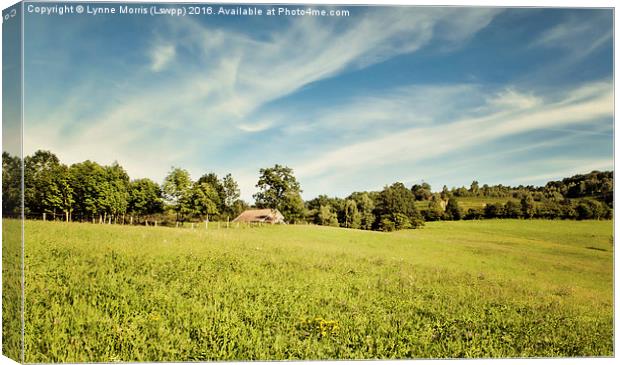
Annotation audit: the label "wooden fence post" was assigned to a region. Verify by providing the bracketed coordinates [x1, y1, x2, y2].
[227, 217, 230, 229]
[43, 213, 46, 221]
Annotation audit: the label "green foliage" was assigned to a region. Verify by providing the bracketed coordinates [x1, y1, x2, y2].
[375, 183, 422, 230]
[69, 160, 108, 218]
[2, 152, 21, 214]
[197, 173, 224, 213]
[318, 205, 339, 227]
[520, 195, 535, 218]
[484, 203, 504, 219]
[162, 167, 192, 221]
[349, 192, 376, 230]
[254, 164, 304, 223]
[128, 178, 163, 217]
[221, 173, 241, 219]
[182, 182, 220, 219]
[411, 183, 432, 201]
[575, 199, 607, 220]
[19, 219, 613, 361]
[444, 198, 462, 221]
[343, 199, 361, 229]
[423, 197, 445, 221]
[503, 201, 522, 219]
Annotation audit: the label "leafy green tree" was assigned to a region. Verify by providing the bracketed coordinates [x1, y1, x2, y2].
[2, 152, 21, 215]
[379, 213, 412, 231]
[343, 199, 361, 229]
[440, 185, 451, 200]
[424, 197, 445, 221]
[231, 199, 250, 218]
[375, 182, 423, 229]
[318, 205, 339, 227]
[69, 160, 108, 221]
[503, 200, 522, 218]
[183, 182, 219, 219]
[520, 195, 535, 218]
[100, 162, 130, 222]
[470, 180, 480, 196]
[484, 202, 503, 219]
[575, 199, 606, 220]
[221, 173, 240, 219]
[162, 167, 192, 222]
[411, 183, 432, 201]
[128, 178, 163, 218]
[197, 173, 224, 213]
[254, 164, 304, 223]
[349, 192, 376, 230]
[464, 207, 484, 220]
[444, 197, 462, 220]
[281, 191, 306, 224]
[378, 216, 396, 232]
[47, 164, 74, 221]
[24, 150, 61, 215]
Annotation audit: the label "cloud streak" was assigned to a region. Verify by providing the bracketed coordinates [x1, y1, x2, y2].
[293, 81, 612, 179]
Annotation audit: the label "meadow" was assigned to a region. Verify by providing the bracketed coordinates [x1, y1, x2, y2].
[15, 219, 614, 361]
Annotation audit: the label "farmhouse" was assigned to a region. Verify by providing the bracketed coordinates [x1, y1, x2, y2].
[233, 209, 285, 224]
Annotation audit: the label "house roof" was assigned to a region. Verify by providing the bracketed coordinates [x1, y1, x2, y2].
[232, 209, 285, 223]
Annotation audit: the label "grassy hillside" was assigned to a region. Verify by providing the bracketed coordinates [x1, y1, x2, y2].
[415, 196, 519, 210]
[16, 219, 613, 361]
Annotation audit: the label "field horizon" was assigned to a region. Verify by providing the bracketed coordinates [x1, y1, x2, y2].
[9, 218, 613, 361]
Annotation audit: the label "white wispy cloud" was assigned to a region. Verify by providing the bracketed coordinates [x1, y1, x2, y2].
[24, 7, 501, 188]
[293, 81, 612, 180]
[532, 14, 612, 58]
[150, 44, 175, 72]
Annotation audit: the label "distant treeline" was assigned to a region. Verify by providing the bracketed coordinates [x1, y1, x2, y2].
[2, 150, 248, 225]
[2, 150, 613, 231]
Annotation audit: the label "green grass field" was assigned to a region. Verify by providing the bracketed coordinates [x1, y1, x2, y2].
[14, 219, 614, 361]
[415, 197, 521, 211]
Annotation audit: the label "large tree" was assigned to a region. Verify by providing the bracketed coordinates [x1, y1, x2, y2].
[411, 183, 432, 201]
[2, 152, 21, 215]
[444, 197, 463, 220]
[183, 182, 220, 219]
[69, 160, 108, 221]
[254, 164, 305, 223]
[349, 192, 376, 230]
[343, 199, 361, 229]
[221, 173, 241, 219]
[100, 162, 130, 223]
[128, 178, 164, 218]
[375, 182, 423, 229]
[162, 167, 192, 222]
[197, 172, 224, 213]
[24, 150, 61, 215]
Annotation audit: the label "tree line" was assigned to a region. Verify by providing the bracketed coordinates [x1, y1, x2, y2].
[2, 150, 613, 231]
[2, 150, 247, 224]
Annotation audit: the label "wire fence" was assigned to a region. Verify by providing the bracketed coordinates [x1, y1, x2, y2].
[1, 211, 277, 230]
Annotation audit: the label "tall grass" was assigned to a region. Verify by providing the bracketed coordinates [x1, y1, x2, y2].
[14, 219, 613, 361]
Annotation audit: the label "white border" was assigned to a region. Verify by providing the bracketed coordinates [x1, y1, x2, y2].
[0, 1, 616, 365]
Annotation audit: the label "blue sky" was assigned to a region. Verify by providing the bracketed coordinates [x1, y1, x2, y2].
[21, 5, 613, 201]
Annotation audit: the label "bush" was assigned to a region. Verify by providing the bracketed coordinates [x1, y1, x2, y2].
[464, 208, 484, 220]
